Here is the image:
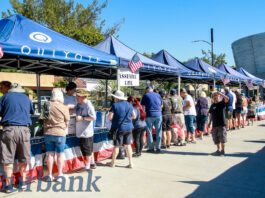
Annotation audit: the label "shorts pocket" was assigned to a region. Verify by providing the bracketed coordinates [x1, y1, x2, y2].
[1, 127, 15, 142]
[22, 128, 31, 142]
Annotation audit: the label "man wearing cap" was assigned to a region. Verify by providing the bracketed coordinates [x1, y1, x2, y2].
[169, 89, 186, 145]
[75, 89, 97, 170]
[107, 90, 136, 168]
[180, 88, 197, 143]
[141, 86, 163, 153]
[0, 83, 34, 192]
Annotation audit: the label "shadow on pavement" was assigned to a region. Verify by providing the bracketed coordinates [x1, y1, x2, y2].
[244, 140, 265, 144]
[162, 150, 254, 158]
[181, 146, 265, 198]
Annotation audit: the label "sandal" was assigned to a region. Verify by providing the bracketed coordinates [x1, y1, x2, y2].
[189, 141, 196, 144]
[106, 162, 115, 167]
[125, 164, 133, 169]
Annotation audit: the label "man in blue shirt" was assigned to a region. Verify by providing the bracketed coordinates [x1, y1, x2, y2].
[0, 83, 34, 192]
[141, 86, 163, 153]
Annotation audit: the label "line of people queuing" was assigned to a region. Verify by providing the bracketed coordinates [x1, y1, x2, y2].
[0, 80, 260, 193]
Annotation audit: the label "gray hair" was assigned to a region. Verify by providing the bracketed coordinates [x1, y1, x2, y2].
[51, 88, 64, 103]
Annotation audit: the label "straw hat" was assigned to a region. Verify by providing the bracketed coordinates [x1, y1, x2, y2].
[9, 83, 25, 93]
[111, 90, 127, 100]
[76, 88, 89, 97]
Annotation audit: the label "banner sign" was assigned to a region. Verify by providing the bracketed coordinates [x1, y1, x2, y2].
[117, 68, 139, 87]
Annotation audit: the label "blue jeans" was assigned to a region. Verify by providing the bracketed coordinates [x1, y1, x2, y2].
[44, 135, 66, 153]
[185, 115, 196, 134]
[145, 116, 162, 150]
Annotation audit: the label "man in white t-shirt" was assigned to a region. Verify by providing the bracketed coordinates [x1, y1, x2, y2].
[180, 88, 197, 143]
[230, 89, 237, 130]
[75, 89, 97, 170]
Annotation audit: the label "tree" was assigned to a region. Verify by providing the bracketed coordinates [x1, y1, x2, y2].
[2, 0, 124, 46]
[201, 49, 227, 67]
[143, 52, 155, 58]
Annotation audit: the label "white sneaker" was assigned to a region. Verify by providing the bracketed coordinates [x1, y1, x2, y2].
[85, 164, 90, 170]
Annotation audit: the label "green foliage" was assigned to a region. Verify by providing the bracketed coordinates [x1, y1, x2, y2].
[24, 87, 37, 99]
[2, 0, 123, 45]
[201, 49, 227, 67]
[53, 79, 68, 87]
[143, 52, 155, 58]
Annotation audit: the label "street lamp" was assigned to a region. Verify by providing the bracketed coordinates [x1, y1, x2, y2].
[192, 28, 214, 66]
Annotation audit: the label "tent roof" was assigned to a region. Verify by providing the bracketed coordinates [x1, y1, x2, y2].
[151, 50, 211, 79]
[218, 64, 250, 81]
[185, 58, 237, 80]
[237, 67, 264, 83]
[94, 36, 180, 79]
[0, 14, 119, 78]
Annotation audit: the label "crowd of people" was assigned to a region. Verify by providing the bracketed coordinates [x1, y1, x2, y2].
[0, 80, 261, 193]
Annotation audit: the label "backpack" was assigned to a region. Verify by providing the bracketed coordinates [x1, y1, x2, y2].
[41, 101, 51, 120]
[170, 97, 179, 114]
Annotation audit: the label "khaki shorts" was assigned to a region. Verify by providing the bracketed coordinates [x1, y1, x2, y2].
[0, 126, 31, 164]
[172, 113, 185, 129]
[212, 126, 227, 144]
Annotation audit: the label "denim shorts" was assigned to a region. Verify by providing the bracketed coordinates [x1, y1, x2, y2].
[44, 135, 66, 153]
[184, 115, 196, 133]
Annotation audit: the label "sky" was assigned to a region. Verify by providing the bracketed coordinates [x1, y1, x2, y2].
[1, 0, 265, 66]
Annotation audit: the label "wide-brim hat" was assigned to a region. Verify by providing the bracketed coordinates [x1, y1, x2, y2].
[9, 83, 25, 93]
[111, 90, 127, 100]
[76, 88, 89, 97]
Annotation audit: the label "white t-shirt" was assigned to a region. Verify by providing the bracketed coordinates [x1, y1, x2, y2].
[230, 91, 236, 110]
[183, 95, 197, 116]
[75, 100, 96, 138]
[64, 94, 77, 106]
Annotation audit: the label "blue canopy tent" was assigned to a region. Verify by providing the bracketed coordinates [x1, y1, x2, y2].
[94, 36, 181, 80]
[185, 58, 236, 79]
[0, 14, 121, 111]
[218, 64, 250, 81]
[237, 67, 264, 84]
[0, 14, 119, 78]
[151, 50, 213, 94]
[151, 50, 212, 79]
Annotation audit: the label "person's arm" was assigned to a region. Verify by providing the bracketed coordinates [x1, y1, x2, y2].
[108, 104, 114, 121]
[218, 92, 229, 103]
[208, 114, 212, 128]
[64, 107, 70, 128]
[82, 102, 96, 121]
[131, 109, 136, 120]
[108, 112, 114, 121]
[141, 96, 146, 112]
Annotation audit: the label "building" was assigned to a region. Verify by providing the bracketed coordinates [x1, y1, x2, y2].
[232, 32, 265, 79]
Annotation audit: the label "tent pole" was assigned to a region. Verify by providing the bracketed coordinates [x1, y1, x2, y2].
[105, 79, 108, 107]
[178, 76, 181, 95]
[239, 81, 242, 91]
[36, 73, 41, 114]
[213, 79, 216, 91]
[117, 69, 120, 90]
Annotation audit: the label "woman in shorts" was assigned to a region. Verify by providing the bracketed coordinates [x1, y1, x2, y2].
[44, 88, 70, 181]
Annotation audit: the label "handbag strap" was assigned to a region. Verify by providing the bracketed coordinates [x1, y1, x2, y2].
[116, 106, 131, 131]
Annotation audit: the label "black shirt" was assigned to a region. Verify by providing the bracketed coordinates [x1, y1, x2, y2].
[209, 101, 226, 127]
